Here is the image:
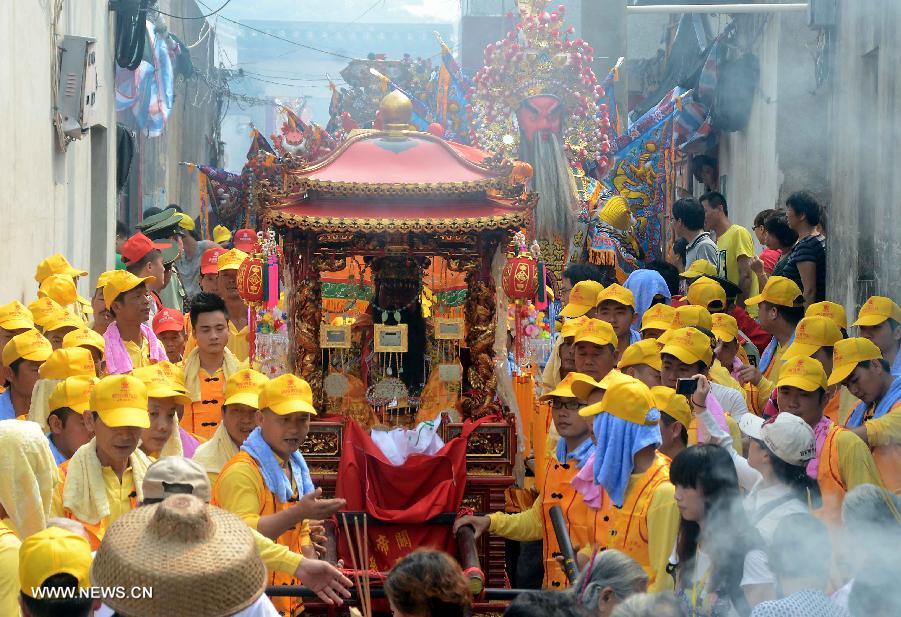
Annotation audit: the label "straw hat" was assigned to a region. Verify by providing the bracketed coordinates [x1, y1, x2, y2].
[91, 494, 267, 617]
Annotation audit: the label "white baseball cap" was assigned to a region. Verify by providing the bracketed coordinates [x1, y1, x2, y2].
[739, 413, 817, 467]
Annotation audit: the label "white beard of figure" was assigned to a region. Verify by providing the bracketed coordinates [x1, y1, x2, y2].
[520, 131, 578, 242]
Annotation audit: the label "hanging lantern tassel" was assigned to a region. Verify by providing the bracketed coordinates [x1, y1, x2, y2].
[514, 299, 524, 367]
[534, 262, 548, 311]
[266, 253, 279, 309]
[248, 307, 257, 369]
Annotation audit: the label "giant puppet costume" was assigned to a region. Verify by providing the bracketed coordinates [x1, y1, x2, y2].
[469, 0, 642, 282]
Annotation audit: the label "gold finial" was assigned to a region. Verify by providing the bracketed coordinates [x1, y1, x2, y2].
[379, 90, 413, 131]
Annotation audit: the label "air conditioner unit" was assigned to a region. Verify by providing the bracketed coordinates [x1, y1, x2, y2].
[57, 35, 98, 140]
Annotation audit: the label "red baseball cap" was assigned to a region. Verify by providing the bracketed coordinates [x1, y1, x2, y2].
[201, 247, 227, 275]
[152, 308, 185, 335]
[233, 229, 257, 253]
[121, 232, 168, 265]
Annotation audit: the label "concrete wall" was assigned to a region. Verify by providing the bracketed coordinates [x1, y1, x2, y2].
[827, 0, 901, 310]
[0, 1, 117, 302]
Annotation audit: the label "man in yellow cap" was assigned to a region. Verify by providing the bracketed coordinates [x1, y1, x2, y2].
[52, 374, 153, 548]
[712, 313, 763, 415]
[572, 319, 618, 382]
[0, 301, 35, 355]
[853, 296, 901, 379]
[17, 526, 96, 617]
[1, 329, 53, 421]
[194, 368, 268, 484]
[670, 304, 713, 331]
[213, 224, 233, 246]
[34, 254, 88, 286]
[829, 338, 901, 493]
[38, 273, 92, 325]
[182, 292, 242, 440]
[46, 375, 97, 465]
[131, 364, 192, 460]
[559, 264, 605, 306]
[62, 327, 105, 375]
[454, 371, 610, 590]
[739, 276, 806, 411]
[90, 271, 116, 336]
[686, 276, 727, 314]
[27, 297, 64, 332]
[218, 248, 251, 362]
[559, 280, 604, 319]
[651, 385, 693, 462]
[640, 303, 674, 340]
[594, 283, 640, 359]
[781, 316, 846, 422]
[577, 378, 679, 591]
[213, 373, 346, 616]
[678, 258, 718, 286]
[660, 327, 746, 447]
[174, 212, 220, 299]
[806, 300, 848, 336]
[540, 316, 587, 392]
[42, 311, 84, 350]
[101, 270, 168, 374]
[776, 355, 880, 525]
[618, 339, 662, 387]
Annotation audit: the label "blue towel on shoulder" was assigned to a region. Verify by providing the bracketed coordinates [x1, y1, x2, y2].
[241, 427, 314, 503]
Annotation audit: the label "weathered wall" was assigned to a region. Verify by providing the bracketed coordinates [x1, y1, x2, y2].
[0, 1, 117, 302]
[827, 0, 901, 310]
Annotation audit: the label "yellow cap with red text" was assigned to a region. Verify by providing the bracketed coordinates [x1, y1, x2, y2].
[63, 328, 105, 354]
[661, 327, 713, 367]
[640, 303, 674, 333]
[224, 369, 269, 408]
[594, 283, 635, 309]
[827, 337, 883, 387]
[671, 305, 713, 331]
[0, 301, 34, 331]
[560, 281, 603, 318]
[39, 347, 96, 380]
[806, 301, 847, 330]
[651, 385, 692, 428]
[583, 378, 657, 425]
[48, 375, 99, 414]
[103, 270, 156, 310]
[2, 329, 53, 367]
[258, 374, 316, 415]
[852, 296, 901, 328]
[711, 313, 739, 343]
[777, 356, 828, 392]
[679, 259, 718, 280]
[573, 318, 617, 348]
[618, 339, 663, 371]
[217, 248, 249, 272]
[784, 316, 843, 360]
[745, 276, 804, 307]
[130, 365, 192, 405]
[89, 375, 150, 428]
[686, 277, 727, 311]
[576, 371, 636, 415]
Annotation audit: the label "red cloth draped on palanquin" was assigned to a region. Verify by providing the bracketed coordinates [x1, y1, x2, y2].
[335, 419, 488, 570]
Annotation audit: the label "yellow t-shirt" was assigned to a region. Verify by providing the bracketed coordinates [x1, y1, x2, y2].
[252, 528, 303, 575]
[228, 321, 250, 363]
[717, 224, 759, 317]
[0, 521, 20, 617]
[123, 337, 151, 369]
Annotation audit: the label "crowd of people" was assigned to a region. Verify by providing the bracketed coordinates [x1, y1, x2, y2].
[0, 195, 897, 617]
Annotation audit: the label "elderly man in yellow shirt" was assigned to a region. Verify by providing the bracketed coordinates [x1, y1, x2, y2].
[828, 338, 901, 494]
[737, 276, 806, 411]
[213, 374, 346, 616]
[454, 372, 611, 590]
[101, 270, 168, 374]
[194, 368, 268, 484]
[775, 355, 882, 526]
[577, 378, 680, 592]
[52, 374, 153, 549]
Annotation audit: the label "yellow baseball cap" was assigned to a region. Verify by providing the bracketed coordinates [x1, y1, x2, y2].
[595, 283, 635, 309]
[48, 375, 99, 414]
[0, 301, 34, 331]
[745, 276, 804, 307]
[38, 274, 80, 307]
[777, 356, 828, 392]
[39, 347, 96, 380]
[806, 301, 847, 330]
[176, 212, 196, 232]
[156, 361, 190, 396]
[618, 339, 663, 371]
[827, 337, 883, 387]
[651, 385, 692, 428]
[640, 303, 674, 333]
[560, 280, 603, 318]
[34, 254, 87, 284]
[130, 365, 192, 405]
[576, 371, 635, 414]
[95, 270, 116, 290]
[43, 311, 84, 334]
[213, 225, 233, 244]
[710, 313, 739, 343]
[89, 375, 150, 428]
[560, 316, 589, 339]
[103, 270, 156, 309]
[224, 368, 269, 408]
[686, 277, 727, 311]
[258, 374, 317, 415]
[784, 316, 843, 360]
[27, 297, 64, 329]
[671, 305, 713, 331]
[19, 526, 92, 598]
[63, 327, 106, 354]
[539, 372, 582, 401]
[852, 296, 901, 328]
[573, 318, 617, 348]
[679, 259, 718, 280]
[567, 372, 606, 401]
[660, 327, 713, 367]
[217, 248, 249, 272]
[2, 329, 53, 367]
[585, 378, 657, 425]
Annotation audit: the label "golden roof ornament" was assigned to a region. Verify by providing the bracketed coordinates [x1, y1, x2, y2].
[379, 90, 413, 132]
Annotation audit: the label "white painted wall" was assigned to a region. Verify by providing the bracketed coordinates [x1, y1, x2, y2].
[0, 1, 117, 303]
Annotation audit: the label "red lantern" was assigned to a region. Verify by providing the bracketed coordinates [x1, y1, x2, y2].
[236, 255, 265, 305]
[502, 254, 538, 300]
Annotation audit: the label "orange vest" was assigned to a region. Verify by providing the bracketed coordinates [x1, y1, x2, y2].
[607, 453, 671, 587]
[815, 424, 846, 527]
[183, 369, 225, 440]
[539, 457, 611, 589]
[57, 460, 137, 550]
[823, 390, 841, 425]
[213, 451, 303, 616]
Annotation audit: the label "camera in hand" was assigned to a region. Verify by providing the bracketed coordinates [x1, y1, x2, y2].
[676, 377, 699, 397]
